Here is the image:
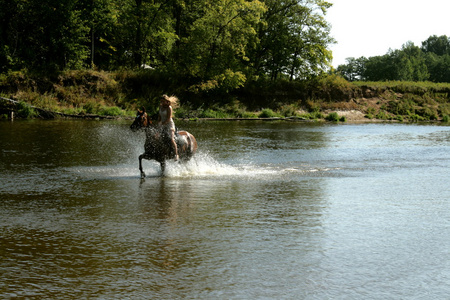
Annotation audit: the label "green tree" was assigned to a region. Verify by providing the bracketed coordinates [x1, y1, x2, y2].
[363, 53, 396, 81]
[421, 35, 450, 56]
[251, 0, 334, 80]
[77, 0, 121, 70]
[422, 35, 450, 82]
[0, 0, 89, 71]
[337, 56, 367, 81]
[113, 0, 177, 69]
[172, 0, 266, 85]
[350, 43, 429, 82]
[426, 53, 450, 83]
[395, 42, 429, 81]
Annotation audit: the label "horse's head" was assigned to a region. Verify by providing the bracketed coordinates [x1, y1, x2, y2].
[130, 108, 151, 131]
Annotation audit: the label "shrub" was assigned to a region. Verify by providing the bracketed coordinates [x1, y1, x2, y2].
[375, 110, 391, 120]
[258, 108, 279, 118]
[198, 109, 223, 118]
[279, 104, 298, 117]
[442, 115, 449, 122]
[408, 113, 425, 122]
[325, 112, 340, 122]
[240, 111, 258, 118]
[301, 110, 324, 120]
[314, 74, 355, 101]
[99, 106, 125, 116]
[83, 102, 100, 114]
[418, 107, 438, 120]
[16, 101, 37, 118]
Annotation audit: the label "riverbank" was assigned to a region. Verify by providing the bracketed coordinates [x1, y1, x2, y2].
[1, 70, 449, 123]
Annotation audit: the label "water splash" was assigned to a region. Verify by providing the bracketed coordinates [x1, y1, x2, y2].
[163, 153, 280, 178]
[67, 149, 340, 180]
[68, 151, 282, 180]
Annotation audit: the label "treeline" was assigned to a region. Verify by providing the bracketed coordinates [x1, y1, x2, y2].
[0, 0, 334, 91]
[336, 35, 450, 83]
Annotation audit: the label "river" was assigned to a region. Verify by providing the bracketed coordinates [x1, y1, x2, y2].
[1, 120, 449, 299]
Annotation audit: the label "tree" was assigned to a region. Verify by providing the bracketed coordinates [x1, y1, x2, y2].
[426, 53, 450, 83]
[251, 0, 334, 80]
[112, 0, 178, 69]
[363, 53, 396, 81]
[340, 42, 431, 82]
[394, 42, 429, 81]
[0, 0, 336, 84]
[421, 35, 450, 56]
[172, 0, 266, 87]
[0, 0, 89, 72]
[422, 35, 450, 82]
[337, 57, 367, 81]
[76, 0, 121, 70]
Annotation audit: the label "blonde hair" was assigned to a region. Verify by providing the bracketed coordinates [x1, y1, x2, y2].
[161, 94, 179, 109]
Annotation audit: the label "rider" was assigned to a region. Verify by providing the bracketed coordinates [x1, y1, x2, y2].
[158, 94, 179, 161]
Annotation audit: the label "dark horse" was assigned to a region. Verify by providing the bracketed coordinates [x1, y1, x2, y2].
[130, 107, 150, 131]
[130, 111, 197, 177]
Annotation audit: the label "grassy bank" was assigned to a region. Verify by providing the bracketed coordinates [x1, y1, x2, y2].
[1, 70, 449, 122]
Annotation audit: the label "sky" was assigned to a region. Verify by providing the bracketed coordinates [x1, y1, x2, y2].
[326, 0, 450, 67]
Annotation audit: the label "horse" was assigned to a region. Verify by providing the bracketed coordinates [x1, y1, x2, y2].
[130, 108, 150, 131]
[130, 111, 198, 177]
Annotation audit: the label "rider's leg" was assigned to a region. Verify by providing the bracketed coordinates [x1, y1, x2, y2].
[170, 129, 179, 160]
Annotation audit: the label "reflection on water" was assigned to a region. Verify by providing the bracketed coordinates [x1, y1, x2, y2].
[1, 120, 449, 298]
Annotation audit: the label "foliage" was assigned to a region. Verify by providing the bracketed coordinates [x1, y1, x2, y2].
[16, 101, 37, 118]
[258, 108, 280, 118]
[0, 0, 89, 72]
[279, 104, 299, 117]
[0, 0, 335, 94]
[337, 35, 450, 83]
[311, 74, 355, 101]
[324, 112, 346, 122]
[98, 106, 126, 116]
[325, 112, 339, 121]
[250, 0, 334, 80]
[2, 70, 450, 122]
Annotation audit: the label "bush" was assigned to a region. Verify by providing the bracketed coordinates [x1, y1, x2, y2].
[198, 109, 230, 118]
[301, 109, 324, 120]
[375, 110, 391, 120]
[258, 108, 279, 118]
[325, 112, 340, 122]
[83, 101, 100, 114]
[442, 115, 449, 122]
[418, 107, 438, 120]
[408, 113, 425, 122]
[99, 106, 125, 116]
[16, 101, 37, 118]
[279, 104, 298, 117]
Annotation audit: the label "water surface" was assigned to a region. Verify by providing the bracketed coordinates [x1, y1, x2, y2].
[1, 120, 449, 299]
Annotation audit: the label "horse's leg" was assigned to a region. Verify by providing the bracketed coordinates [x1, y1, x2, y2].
[160, 161, 166, 175]
[139, 154, 146, 178]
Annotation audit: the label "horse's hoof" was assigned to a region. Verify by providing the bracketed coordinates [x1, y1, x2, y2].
[140, 172, 146, 179]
